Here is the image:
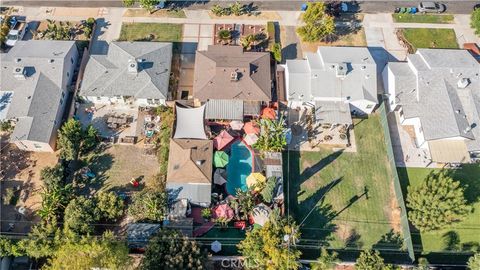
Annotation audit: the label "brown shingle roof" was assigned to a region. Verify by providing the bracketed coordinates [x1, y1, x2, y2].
[193, 45, 272, 102]
[167, 139, 213, 184]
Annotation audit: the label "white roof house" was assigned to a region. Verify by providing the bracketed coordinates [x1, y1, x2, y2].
[284, 47, 379, 124]
[383, 49, 480, 163]
[80, 42, 172, 106]
[0, 40, 79, 152]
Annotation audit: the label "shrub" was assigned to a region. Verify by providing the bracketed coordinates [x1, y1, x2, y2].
[217, 29, 232, 40]
[471, 8, 480, 36]
[297, 2, 335, 42]
[270, 43, 282, 62]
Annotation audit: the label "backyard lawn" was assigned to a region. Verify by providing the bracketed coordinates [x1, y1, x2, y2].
[397, 166, 480, 254]
[118, 23, 183, 42]
[392, 14, 454, 24]
[285, 115, 403, 253]
[399, 28, 459, 51]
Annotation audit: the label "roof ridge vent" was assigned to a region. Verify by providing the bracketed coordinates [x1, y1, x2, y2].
[457, 78, 470, 89]
[128, 58, 139, 73]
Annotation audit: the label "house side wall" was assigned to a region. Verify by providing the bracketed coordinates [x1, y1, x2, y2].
[14, 140, 54, 152]
[349, 99, 377, 114]
[83, 96, 166, 107]
[402, 117, 428, 149]
[382, 66, 397, 112]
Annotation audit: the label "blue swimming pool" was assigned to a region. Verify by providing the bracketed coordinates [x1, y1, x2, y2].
[226, 140, 253, 195]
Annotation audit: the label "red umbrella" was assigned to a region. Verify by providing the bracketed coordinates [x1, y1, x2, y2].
[213, 130, 234, 150]
[212, 204, 234, 220]
[261, 107, 276, 120]
[243, 121, 260, 134]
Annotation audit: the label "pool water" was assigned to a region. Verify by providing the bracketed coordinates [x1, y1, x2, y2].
[226, 140, 253, 195]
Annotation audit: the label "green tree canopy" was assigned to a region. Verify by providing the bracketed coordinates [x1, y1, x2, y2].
[355, 250, 385, 270]
[95, 191, 124, 222]
[253, 118, 287, 152]
[18, 220, 62, 259]
[63, 196, 99, 234]
[40, 164, 64, 191]
[468, 253, 480, 270]
[406, 171, 472, 232]
[238, 216, 301, 270]
[471, 8, 480, 36]
[0, 236, 23, 257]
[310, 248, 338, 270]
[141, 229, 208, 270]
[297, 2, 335, 42]
[57, 119, 83, 161]
[128, 188, 166, 222]
[43, 231, 131, 270]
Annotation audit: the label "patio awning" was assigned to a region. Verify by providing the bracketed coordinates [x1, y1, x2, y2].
[173, 104, 207, 139]
[206, 99, 243, 120]
[315, 101, 352, 125]
[428, 140, 471, 163]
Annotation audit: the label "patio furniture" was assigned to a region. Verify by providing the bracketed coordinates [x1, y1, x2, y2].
[214, 151, 229, 168]
[213, 130, 234, 150]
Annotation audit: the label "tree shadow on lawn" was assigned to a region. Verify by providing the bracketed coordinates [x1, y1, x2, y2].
[449, 164, 480, 204]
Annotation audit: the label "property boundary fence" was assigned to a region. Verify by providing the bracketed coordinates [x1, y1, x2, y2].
[378, 101, 415, 262]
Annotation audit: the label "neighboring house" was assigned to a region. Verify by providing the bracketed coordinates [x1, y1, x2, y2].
[193, 45, 272, 120]
[166, 138, 213, 206]
[284, 46, 378, 125]
[0, 40, 79, 152]
[80, 42, 172, 107]
[383, 49, 480, 163]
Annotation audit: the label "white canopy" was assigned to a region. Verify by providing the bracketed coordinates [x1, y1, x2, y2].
[173, 104, 207, 139]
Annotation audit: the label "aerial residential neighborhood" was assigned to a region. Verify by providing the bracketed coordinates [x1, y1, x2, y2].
[0, 1, 479, 269]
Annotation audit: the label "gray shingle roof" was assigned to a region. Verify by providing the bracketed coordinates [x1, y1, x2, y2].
[389, 49, 480, 150]
[285, 47, 378, 103]
[0, 40, 76, 144]
[80, 42, 172, 99]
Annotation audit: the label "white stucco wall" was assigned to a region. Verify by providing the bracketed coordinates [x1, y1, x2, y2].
[402, 117, 427, 149]
[14, 140, 54, 152]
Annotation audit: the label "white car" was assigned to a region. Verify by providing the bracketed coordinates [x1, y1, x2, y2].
[418, 2, 447, 13]
[6, 17, 27, 47]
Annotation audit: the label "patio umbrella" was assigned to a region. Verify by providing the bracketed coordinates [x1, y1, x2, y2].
[211, 240, 222, 253]
[212, 204, 234, 220]
[261, 107, 276, 120]
[243, 121, 260, 135]
[252, 203, 272, 227]
[214, 151, 229, 168]
[213, 130, 234, 150]
[213, 168, 227, 185]
[229, 120, 244, 130]
[243, 133, 259, 146]
[246, 172, 266, 189]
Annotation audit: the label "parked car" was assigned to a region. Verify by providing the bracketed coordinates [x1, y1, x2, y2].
[418, 2, 446, 13]
[5, 16, 27, 47]
[464, 43, 480, 62]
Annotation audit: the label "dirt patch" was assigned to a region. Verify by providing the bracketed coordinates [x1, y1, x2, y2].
[387, 182, 402, 233]
[335, 222, 352, 241]
[208, 11, 280, 20]
[300, 28, 367, 53]
[123, 8, 186, 18]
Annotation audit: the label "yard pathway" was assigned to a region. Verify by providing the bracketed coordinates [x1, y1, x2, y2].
[363, 13, 479, 60]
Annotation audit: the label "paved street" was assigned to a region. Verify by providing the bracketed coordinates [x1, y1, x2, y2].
[3, 1, 480, 14]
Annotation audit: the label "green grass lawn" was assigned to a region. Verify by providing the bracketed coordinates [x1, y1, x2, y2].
[285, 115, 403, 252]
[118, 23, 183, 42]
[392, 14, 454, 24]
[397, 166, 480, 254]
[400, 28, 459, 51]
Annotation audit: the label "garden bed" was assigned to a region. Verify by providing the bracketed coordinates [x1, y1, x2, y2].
[392, 13, 454, 24]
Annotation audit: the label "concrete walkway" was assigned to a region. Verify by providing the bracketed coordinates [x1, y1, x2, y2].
[363, 13, 479, 60]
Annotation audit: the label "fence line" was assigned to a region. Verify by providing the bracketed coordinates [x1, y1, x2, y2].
[378, 101, 415, 262]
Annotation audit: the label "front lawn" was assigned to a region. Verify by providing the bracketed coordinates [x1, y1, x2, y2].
[399, 28, 459, 51]
[392, 14, 454, 24]
[397, 166, 480, 254]
[118, 23, 183, 42]
[285, 115, 403, 253]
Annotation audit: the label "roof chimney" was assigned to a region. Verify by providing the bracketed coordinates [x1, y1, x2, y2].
[128, 58, 139, 73]
[457, 78, 470, 89]
[13, 67, 26, 80]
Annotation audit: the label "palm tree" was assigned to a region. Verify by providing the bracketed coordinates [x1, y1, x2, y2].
[240, 34, 256, 49]
[230, 1, 244, 16]
[211, 4, 224, 16]
[217, 29, 232, 43]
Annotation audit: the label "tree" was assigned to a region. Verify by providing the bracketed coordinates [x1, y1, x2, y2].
[230, 1, 244, 16]
[414, 257, 429, 270]
[238, 217, 301, 270]
[81, 124, 98, 155]
[240, 34, 256, 49]
[260, 176, 277, 204]
[310, 248, 338, 270]
[0, 236, 23, 257]
[211, 4, 224, 16]
[217, 29, 232, 41]
[471, 8, 480, 36]
[270, 42, 282, 63]
[18, 220, 62, 259]
[0, 16, 12, 46]
[43, 231, 131, 270]
[57, 119, 83, 161]
[38, 182, 73, 222]
[254, 118, 287, 152]
[95, 191, 124, 221]
[406, 171, 472, 232]
[141, 229, 208, 270]
[230, 188, 255, 220]
[468, 253, 480, 270]
[40, 164, 64, 190]
[296, 2, 335, 42]
[122, 0, 159, 13]
[128, 188, 166, 222]
[355, 250, 385, 270]
[63, 196, 99, 234]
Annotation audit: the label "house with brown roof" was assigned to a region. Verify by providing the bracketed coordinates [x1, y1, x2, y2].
[193, 45, 272, 120]
[166, 138, 213, 206]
